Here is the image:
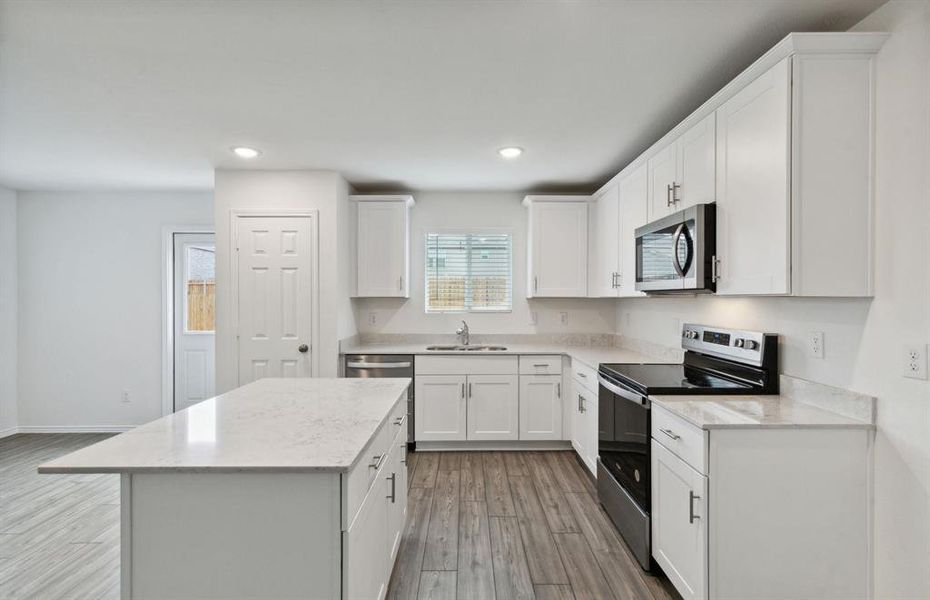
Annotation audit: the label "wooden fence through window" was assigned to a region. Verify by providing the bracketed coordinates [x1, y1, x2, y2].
[187, 280, 215, 332]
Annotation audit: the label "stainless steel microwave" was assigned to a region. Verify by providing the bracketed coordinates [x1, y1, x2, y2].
[635, 203, 716, 293]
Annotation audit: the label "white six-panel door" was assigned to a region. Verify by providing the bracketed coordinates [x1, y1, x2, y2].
[236, 216, 314, 385]
[173, 233, 215, 412]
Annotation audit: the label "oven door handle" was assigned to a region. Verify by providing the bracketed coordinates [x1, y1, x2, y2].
[672, 223, 687, 277]
[597, 374, 648, 406]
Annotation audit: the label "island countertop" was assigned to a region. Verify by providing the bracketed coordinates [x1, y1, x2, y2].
[38, 378, 411, 474]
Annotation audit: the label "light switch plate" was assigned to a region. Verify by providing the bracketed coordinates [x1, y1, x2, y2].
[903, 344, 928, 380]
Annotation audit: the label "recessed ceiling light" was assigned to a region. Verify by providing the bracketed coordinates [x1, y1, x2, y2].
[498, 146, 523, 159]
[232, 146, 261, 159]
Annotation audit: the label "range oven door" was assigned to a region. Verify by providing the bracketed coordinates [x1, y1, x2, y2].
[635, 203, 715, 293]
[596, 372, 652, 570]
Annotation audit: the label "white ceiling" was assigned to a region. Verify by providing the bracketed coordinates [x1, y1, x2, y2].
[0, 0, 885, 192]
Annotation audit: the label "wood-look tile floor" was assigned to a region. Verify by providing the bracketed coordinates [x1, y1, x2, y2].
[0, 435, 678, 600]
[387, 451, 679, 600]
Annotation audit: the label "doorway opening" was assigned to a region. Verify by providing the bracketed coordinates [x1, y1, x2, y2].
[162, 228, 215, 415]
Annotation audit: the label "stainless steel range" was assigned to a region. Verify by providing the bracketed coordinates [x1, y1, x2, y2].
[596, 324, 778, 570]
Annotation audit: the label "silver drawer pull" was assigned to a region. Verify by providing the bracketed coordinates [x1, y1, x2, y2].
[369, 454, 385, 470]
[387, 472, 397, 503]
[533, 363, 548, 367]
[393, 414, 407, 427]
[660, 428, 681, 440]
[689, 491, 701, 523]
[577, 372, 587, 378]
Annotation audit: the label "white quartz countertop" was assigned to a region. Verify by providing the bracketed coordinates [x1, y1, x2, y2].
[341, 343, 666, 369]
[39, 378, 411, 474]
[651, 394, 875, 430]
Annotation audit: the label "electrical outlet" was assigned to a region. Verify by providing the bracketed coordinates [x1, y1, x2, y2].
[810, 331, 825, 359]
[121, 390, 131, 404]
[367, 312, 377, 326]
[903, 344, 928, 380]
[559, 312, 569, 325]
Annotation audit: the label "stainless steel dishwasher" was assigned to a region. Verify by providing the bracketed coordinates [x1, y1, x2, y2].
[344, 355, 415, 447]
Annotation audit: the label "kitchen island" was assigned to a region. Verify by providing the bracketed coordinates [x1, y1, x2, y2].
[39, 378, 411, 600]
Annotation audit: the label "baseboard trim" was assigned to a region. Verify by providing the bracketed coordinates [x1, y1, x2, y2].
[14, 425, 135, 434]
[0, 426, 19, 439]
[415, 440, 572, 452]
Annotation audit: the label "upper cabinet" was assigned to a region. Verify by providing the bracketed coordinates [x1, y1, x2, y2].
[588, 184, 620, 298]
[648, 113, 716, 222]
[352, 195, 414, 298]
[617, 162, 648, 297]
[525, 196, 588, 298]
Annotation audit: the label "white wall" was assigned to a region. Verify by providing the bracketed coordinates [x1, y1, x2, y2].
[16, 191, 213, 429]
[214, 170, 355, 390]
[618, 3, 930, 595]
[353, 191, 617, 336]
[0, 186, 18, 436]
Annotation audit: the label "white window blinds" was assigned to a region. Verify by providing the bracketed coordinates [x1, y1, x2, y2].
[425, 233, 512, 313]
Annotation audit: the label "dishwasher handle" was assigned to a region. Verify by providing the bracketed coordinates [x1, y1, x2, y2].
[346, 361, 412, 369]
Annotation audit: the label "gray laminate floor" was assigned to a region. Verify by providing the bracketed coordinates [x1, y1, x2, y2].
[0, 435, 678, 600]
[388, 451, 679, 600]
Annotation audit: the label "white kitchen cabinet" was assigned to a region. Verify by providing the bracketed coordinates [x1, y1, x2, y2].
[385, 433, 407, 561]
[415, 375, 467, 441]
[524, 196, 588, 297]
[570, 378, 598, 475]
[652, 441, 708, 600]
[587, 184, 620, 297]
[617, 162, 648, 296]
[714, 58, 792, 296]
[466, 375, 519, 441]
[650, 402, 872, 600]
[519, 375, 562, 440]
[647, 113, 716, 223]
[352, 195, 414, 298]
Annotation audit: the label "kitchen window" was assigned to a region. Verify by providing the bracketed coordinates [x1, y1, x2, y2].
[425, 232, 512, 313]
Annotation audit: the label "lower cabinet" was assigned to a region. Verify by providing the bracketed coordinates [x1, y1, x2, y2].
[415, 375, 467, 441]
[467, 375, 519, 440]
[652, 441, 707, 600]
[344, 410, 408, 600]
[519, 375, 563, 440]
[570, 379, 598, 474]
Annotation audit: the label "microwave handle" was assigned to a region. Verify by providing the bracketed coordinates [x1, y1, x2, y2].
[672, 223, 687, 277]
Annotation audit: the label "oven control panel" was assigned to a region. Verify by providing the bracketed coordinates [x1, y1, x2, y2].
[681, 324, 770, 366]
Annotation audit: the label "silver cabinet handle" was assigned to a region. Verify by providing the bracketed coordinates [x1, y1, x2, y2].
[534, 276, 538, 293]
[672, 182, 681, 203]
[460, 383, 465, 399]
[711, 254, 720, 283]
[660, 428, 681, 440]
[468, 382, 473, 398]
[387, 472, 397, 503]
[556, 383, 561, 399]
[399, 276, 404, 291]
[400, 442, 407, 465]
[346, 361, 412, 369]
[666, 184, 673, 207]
[393, 414, 407, 427]
[578, 394, 585, 413]
[689, 491, 701, 523]
[577, 372, 587, 379]
[370, 454, 385, 470]
[533, 363, 548, 367]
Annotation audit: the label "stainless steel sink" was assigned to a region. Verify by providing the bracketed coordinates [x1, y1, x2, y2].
[425, 344, 508, 351]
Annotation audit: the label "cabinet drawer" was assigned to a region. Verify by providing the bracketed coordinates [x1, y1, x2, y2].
[519, 355, 562, 375]
[571, 359, 597, 393]
[652, 403, 707, 475]
[416, 355, 518, 375]
[345, 397, 405, 528]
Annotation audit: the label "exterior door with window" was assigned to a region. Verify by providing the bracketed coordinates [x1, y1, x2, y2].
[174, 233, 216, 412]
[236, 216, 314, 384]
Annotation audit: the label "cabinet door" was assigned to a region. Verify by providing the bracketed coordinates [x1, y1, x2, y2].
[530, 201, 588, 297]
[617, 163, 648, 296]
[357, 201, 408, 297]
[467, 375, 519, 441]
[676, 112, 716, 210]
[715, 57, 791, 295]
[583, 386, 598, 474]
[588, 185, 620, 297]
[647, 143, 677, 221]
[415, 375, 467, 441]
[570, 381, 586, 459]
[519, 375, 563, 440]
[652, 441, 708, 600]
[345, 469, 389, 600]
[386, 434, 407, 562]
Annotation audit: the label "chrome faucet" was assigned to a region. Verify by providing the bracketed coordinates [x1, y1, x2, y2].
[456, 320, 470, 346]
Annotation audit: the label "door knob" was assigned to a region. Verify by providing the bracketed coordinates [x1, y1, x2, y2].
[298, 344, 309, 353]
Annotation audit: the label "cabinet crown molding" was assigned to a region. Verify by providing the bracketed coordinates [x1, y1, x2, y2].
[522, 194, 590, 207]
[349, 194, 415, 206]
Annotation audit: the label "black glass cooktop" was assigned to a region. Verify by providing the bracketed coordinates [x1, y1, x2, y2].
[599, 363, 757, 395]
